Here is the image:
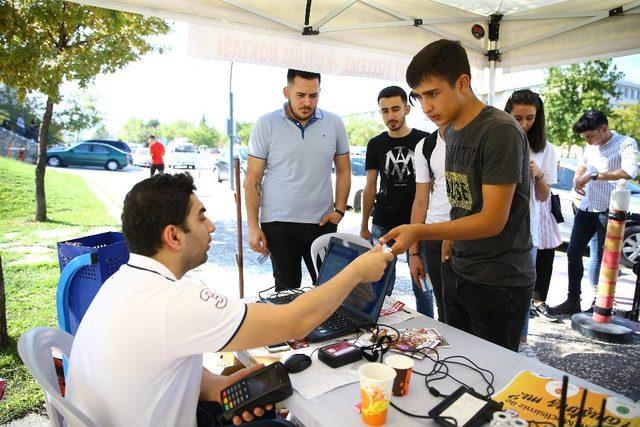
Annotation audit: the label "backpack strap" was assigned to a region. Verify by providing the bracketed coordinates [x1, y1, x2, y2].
[421, 130, 438, 190]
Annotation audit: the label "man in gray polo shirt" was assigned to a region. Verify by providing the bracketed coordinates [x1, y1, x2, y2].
[245, 69, 351, 291]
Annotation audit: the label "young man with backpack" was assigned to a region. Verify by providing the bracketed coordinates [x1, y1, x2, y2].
[360, 86, 432, 316]
[381, 40, 534, 352]
[408, 126, 451, 322]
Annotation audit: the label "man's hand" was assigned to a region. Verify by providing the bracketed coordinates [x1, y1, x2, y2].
[379, 224, 421, 255]
[349, 245, 394, 283]
[319, 211, 342, 226]
[409, 254, 425, 286]
[360, 226, 372, 241]
[441, 240, 451, 262]
[573, 174, 591, 196]
[223, 364, 274, 425]
[248, 225, 268, 255]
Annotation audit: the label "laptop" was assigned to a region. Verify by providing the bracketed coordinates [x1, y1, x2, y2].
[306, 237, 394, 342]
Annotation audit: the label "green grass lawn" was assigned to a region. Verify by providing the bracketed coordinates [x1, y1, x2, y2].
[0, 157, 117, 423]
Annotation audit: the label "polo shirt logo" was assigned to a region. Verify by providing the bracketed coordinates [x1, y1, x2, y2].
[200, 288, 228, 309]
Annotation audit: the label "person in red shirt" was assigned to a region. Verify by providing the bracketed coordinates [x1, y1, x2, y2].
[148, 135, 165, 177]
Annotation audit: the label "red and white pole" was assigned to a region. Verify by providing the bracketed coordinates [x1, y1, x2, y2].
[593, 180, 630, 323]
[572, 180, 634, 343]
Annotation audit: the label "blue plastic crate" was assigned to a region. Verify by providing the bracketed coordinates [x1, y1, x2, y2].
[57, 231, 129, 334]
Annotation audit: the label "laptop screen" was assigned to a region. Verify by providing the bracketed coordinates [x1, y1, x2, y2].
[316, 239, 393, 323]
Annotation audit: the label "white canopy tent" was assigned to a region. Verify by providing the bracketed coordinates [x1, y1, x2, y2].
[74, 0, 640, 104]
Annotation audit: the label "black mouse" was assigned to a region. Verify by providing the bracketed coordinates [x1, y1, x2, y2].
[283, 353, 312, 373]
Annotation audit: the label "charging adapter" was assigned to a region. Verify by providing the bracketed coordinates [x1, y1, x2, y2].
[428, 386, 502, 427]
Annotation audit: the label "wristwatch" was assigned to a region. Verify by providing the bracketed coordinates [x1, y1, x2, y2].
[590, 172, 599, 181]
[334, 208, 345, 217]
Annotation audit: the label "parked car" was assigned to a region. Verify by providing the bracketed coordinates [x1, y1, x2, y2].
[214, 145, 248, 182]
[131, 146, 150, 167]
[331, 155, 367, 212]
[551, 159, 640, 267]
[85, 139, 133, 164]
[46, 142, 128, 171]
[165, 140, 197, 169]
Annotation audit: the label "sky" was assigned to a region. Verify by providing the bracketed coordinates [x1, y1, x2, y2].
[71, 22, 640, 139]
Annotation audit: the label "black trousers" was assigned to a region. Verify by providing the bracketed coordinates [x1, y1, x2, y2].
[441, 261, 533, 352]
[424, 240, 446, 323]
[533, 248, 555, 302]
[261, 221, 337, 291]
[150, 163, 165, 177]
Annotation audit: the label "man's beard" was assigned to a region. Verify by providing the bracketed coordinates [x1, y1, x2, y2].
[288, 101, 313, 121]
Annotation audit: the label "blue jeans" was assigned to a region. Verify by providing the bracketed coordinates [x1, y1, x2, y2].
[371, 224, 434, 318]
[567, 209, 607, 298]
[521, 247, 537, 338]
[588, 235, 600, 288]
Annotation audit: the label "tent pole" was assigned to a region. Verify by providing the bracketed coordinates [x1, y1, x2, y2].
[487, 14, 502, 106]
[228, 62, 236, 190]
[489, 45, 497, 106]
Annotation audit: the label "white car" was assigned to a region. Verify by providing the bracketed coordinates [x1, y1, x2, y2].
[331, 155, 367, 212]
[551, 159, 640, 267]
[165, 140, 197, 169]
[131, 147, 150, 167]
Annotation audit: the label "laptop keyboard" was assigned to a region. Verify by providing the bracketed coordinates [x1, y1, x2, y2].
[320, 307, 360, 331]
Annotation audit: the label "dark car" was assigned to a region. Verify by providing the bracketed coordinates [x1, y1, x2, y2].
[214, 146, 248, 182]
[46, 142, 129, 171]
[86, 139, 133, 164]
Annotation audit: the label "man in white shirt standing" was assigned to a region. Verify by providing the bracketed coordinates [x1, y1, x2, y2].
[408, 126, 451, 322]
[549, 110, 638, 315]
[65, 173, 392, 427]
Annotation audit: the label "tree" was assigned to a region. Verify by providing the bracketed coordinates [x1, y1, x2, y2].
[236, 121, 254, 145]
[0, 1, 169, 221]
[544, 60, 623, 147]
[188, 122, 226, 147]
[344, 116, 385, 146]
[92, 124, 111, 139]
[120, 117, 150, 144]
[610, 103, 640, 143]
[56, 92, 102, 142]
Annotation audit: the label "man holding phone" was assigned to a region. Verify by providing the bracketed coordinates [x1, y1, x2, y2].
[65, 173, 392, 427]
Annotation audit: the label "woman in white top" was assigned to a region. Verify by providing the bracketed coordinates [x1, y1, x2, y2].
[505, 90, 561, 352]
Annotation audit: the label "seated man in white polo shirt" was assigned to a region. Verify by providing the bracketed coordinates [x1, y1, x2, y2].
[65, 173, 392, 427]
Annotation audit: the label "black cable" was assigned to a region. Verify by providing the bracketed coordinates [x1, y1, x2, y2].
[356, 325, 496, 426]
[258, 286, 309, 304]
[389, 402, 432, 419]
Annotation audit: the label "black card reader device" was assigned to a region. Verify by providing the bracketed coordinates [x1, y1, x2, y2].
[219, 362, 293, 423]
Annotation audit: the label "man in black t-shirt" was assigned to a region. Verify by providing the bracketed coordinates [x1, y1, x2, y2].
[360, 86, 430, 313]
[380, 40, 534, 352]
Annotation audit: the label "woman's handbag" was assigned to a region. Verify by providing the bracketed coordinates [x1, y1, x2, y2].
[550, 193, 564, 223]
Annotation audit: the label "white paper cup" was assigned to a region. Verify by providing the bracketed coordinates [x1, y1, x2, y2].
[358, 363, 396, 426]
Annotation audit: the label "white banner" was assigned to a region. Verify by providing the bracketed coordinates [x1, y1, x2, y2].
[187, 24, 410, 81]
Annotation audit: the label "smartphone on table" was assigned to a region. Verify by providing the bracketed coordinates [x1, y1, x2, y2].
[265, 342, 290, 353]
